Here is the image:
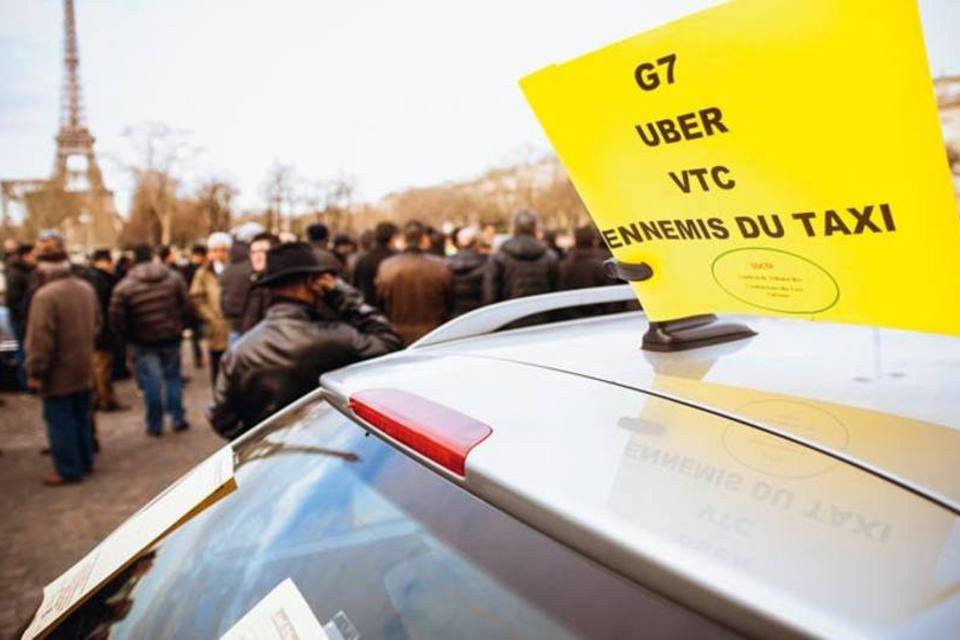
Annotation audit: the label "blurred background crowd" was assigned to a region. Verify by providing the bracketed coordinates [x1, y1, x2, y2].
[0, 209, 628, 483]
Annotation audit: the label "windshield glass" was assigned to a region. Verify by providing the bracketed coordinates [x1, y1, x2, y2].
[52, 394, 729, 639]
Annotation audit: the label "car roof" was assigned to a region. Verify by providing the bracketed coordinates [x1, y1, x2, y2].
[420, 310, 960, 513]
[321, 309, 960, 638]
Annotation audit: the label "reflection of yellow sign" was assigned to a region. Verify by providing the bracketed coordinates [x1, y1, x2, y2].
[521, 0, 960, 334]
[651, 374, 960, 511]
[609, 393, 960, 634]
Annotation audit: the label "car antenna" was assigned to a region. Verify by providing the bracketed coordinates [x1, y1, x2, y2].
[603, 258, 756, 352]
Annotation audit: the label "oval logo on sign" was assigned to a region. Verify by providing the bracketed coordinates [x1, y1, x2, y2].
[711, 248, 840, 314]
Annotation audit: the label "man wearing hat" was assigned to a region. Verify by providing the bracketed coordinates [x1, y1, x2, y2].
[209, 242, 402, 439]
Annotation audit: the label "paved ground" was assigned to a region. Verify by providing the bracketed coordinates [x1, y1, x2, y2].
[0, 352, 222, 639]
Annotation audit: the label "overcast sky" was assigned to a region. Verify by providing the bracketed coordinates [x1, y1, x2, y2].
[1, 0, 958, 214]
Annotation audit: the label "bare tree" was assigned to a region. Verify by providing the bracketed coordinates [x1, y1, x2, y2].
[318, 174, 357, 231]
[367, 155, 585, 234]
[113, 122, 202, 245]
[261, 162, 297, 233]
[194, 178, 238, 233]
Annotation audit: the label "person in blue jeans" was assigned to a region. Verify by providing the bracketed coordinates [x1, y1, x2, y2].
[24, 247, 99, 485]
[41, 392, 95, 479]
[110, 244, 191, 436]
[132, 343, 185, 436]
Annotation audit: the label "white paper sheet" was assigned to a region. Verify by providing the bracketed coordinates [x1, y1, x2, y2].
[220, 578, 328, 640]
[22, 445, 237, 640]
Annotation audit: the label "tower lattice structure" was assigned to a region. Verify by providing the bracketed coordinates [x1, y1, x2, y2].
[49, 0, 118, 248]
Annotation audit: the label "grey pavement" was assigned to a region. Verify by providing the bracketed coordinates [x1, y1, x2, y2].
[0, 350, 223, 639]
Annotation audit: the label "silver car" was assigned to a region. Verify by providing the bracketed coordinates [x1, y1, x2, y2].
[31, 285, 960, 638]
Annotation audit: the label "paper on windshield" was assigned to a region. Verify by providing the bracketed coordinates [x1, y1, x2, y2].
[220, 578, 328, 640]
[22, 445, 237, 640]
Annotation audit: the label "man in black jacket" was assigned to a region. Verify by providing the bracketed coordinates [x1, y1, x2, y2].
[83, 249, 124, 411]
[110, 244, 191, 436]
[219, 239, 251, 344]
[558, 225, 617, 291]
[5, 242, 34, 389]
[557, 225, 624, 319]
[5, 243, 34, 340]
[210, 242, 402, 440]
[352, 221, 397, 304]
[483, 210, 558, 305]
[447, 227, 489, 317]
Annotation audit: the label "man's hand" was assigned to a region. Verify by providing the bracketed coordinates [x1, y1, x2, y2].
[314, 273, 339, 293]
[26, 378, 41, 393]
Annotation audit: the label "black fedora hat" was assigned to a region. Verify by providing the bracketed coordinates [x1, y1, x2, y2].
[255, 242, 341, 287]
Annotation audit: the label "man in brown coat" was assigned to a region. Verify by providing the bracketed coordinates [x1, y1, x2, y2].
[25, 249, 100, 485]
[376, 220, 453, 345]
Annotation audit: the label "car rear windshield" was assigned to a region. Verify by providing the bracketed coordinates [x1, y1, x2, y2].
[53, 395, 731, 639]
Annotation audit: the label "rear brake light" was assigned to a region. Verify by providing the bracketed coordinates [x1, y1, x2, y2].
[348, 388, 492, 476]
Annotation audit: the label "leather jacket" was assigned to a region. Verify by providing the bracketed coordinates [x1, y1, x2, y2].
[209, 282, 402, 439]
[375, 250, 453, 346]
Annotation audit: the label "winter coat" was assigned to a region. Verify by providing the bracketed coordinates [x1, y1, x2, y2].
[19, 263, 86, 339]
[110, 262, 190, 346]
[352, 245, 395, 304]
[209, 283, 402, 439]
[376, 250, 454, 345]
[82, 266, 118, 350]
[180, 262, 202, 331]
[182, 261, 200, 287]
[483, 235, 558, 305]
[558, 248, 616, 291]
[189, 264, 230, 352]
[220, 244, 252, 333]
[4, 257, 32, 339]
[24, 263, 99, 397]
[240, 272, 272, 334]
[447, 249, 488, 317]
[556, 247, 626, 319]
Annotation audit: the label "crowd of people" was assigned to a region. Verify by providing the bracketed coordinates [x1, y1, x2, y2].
[1, 210, 621, 486]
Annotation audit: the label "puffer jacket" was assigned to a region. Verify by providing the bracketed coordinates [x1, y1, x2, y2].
[110, 262, 190, 346]
[209, 282, 402, 439]
[483, 235, 558, 305]
[447, 249, 488, 317]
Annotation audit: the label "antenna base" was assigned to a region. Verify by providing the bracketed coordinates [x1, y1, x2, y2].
[642, 314, 756, 352]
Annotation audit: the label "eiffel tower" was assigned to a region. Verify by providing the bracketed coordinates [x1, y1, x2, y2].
[50, 0, 119, 249]
[0, 0, 118, 248]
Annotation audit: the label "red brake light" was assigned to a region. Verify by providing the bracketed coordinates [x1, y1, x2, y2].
[348, 388, 492, 476]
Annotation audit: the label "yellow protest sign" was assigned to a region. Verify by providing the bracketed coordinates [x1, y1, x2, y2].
[521, 0, 960, 335]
